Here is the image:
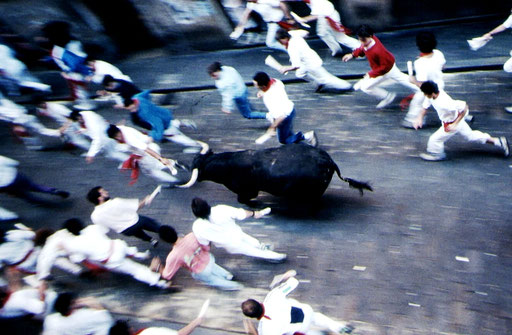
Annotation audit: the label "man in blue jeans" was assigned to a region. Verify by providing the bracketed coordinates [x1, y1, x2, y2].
[252, 71, 317, 146]
[208, 62, 267, 119]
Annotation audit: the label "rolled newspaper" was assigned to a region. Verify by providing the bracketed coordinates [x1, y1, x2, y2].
[145, 185, 162, 206]
[255, 132, 273, 144]
[467, 36, 490, 51]
[265, 55, 284, 73]
[407, 61, 413, 76]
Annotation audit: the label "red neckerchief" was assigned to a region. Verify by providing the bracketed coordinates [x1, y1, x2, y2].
[419, 52, 433, 57]
[325, 16, 350, 34]
[134, 328, 147, 335]
[262, 79, 277, 92]
[0, 291, 12, 308]
[303, 0, 310, 3]
[258, 304, 272, 320]
[121, 154, 142, 185]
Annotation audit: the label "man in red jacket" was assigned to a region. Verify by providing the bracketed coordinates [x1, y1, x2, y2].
[343, 25, 420, 109]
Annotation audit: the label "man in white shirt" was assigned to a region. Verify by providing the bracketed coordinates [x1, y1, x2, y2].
[414, 81, 509, 161]
[208, 61, 266, 119]
[68, 110, 129, 163]
[42, 292, 114, 335]
[107, 124, 179, 185]
[290, 0, 359, 56]
[191, 198, 286, 262]
[60, 218, 170, 289]
[242, 270, 354, 335]
[87, 186, 172, 246]
[252, 71, 317, 146]
[276, 29, 351, 92]
[230, 0, 291, 52]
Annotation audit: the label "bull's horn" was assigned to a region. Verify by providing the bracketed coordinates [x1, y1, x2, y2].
[197, 141, 209, 155]
[177, 168, 199, 188]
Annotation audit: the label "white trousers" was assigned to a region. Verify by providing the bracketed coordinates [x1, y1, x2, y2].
[220, 231, 285, 260]
[164, 120, 199, 147]
[105, 258, 160, 286]
[426, 120, 491, 155]
[316, 13, 360, 54]
[357, 64, 419, 100]
[266, 22, 287, 52]
[0, 206, 18, 221]
[297, 303, 345, 333]
[297, 66, 352, 90]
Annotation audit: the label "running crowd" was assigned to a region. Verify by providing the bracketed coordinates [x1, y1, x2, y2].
[1, 1, 512, 335]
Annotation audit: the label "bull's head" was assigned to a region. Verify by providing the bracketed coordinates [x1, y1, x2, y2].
[177, 141, 210, 188]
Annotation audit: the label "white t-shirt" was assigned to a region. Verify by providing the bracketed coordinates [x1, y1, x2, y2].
[308, 0, 336, 17]
[118, 125, 152, 156]
[502, 13, 512, 28]
[62, 225, 119, 264]
[414, 49, 446, 89]
[247, 0, 283, 22]
[43, 308, 113, 335]
[262, 79, 294, 121]
[288, 31, 323, 71]
[44, 102, 73, 124]
[422, 90, 466, 123]
[192, 204, 247, 246]
[258, 277, 308, 335]
[91, 198, 139, 233]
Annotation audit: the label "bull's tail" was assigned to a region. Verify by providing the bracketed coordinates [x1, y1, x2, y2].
[333, 164, 373, 196]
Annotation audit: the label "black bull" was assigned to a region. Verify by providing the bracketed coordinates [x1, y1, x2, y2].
[178, 144, 373, 203]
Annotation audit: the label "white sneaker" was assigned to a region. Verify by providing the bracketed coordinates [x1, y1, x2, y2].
[505, 106, 512, 114]
[376, 92, 396, 109]
[420, 152, 446, 161]
[304, 131, 318, 147]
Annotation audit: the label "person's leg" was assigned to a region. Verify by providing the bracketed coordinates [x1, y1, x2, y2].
[265, 23, 287, 52]
[425, 125, 454, 157]
[163, 126, 200, 147]
[191, 255, 242, 290]
[455, 120, 507, 155]
[109, 258, 160, 286]
[311, 310, 347, 333]
[235, 90, 266, 119]
[404, 91, 425, 123]
[307, 67, 351, 90]
[277, 110, 304, 144]
[316, 17, 342, 56]
[357, 75, 389, 100]
[226, 238, 287, 261]
[5, 173, 66, 200]
[137, 215, 162, 233]
[121, 222, 153, 242]
[387, 64, 420, 92]
[327, 12, 360, 50]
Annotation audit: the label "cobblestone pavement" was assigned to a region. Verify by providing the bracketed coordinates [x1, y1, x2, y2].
[1, 66, 511, 334]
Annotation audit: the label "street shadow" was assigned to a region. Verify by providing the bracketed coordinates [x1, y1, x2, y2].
[251, 189, 375, 221]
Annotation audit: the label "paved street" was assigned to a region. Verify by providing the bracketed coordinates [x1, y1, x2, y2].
[1, 20, 512, 335]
